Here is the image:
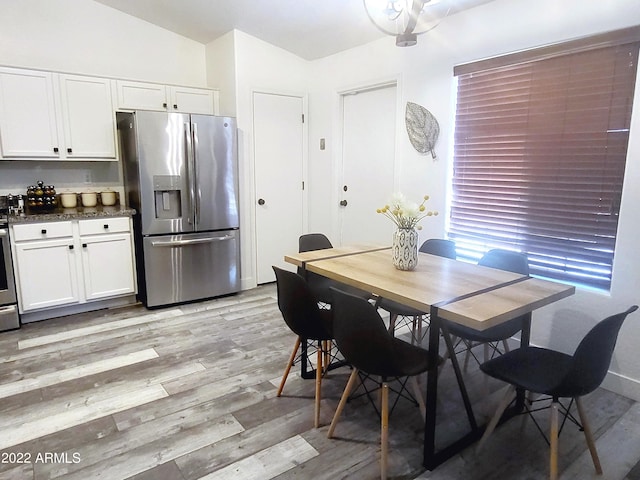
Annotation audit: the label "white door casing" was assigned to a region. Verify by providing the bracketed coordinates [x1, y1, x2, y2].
[339, 83, 397, 245]
[253, 92, 306, 284]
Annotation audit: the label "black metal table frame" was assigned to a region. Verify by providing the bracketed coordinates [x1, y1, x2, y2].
[422, 305, 532, 469]
[295, 256, 534, 470]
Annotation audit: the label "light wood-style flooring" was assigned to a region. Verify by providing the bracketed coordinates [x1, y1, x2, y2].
[1, 284, 639, 479]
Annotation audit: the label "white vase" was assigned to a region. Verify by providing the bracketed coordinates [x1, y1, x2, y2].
[392, 228, 419, 271]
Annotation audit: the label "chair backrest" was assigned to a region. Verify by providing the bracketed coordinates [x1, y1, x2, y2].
[299, 233, 333, 253]
[478, 249, 529, 275]
[465, 248, 529, 340]
[330, 287, 408, 378]
[298, 233, 334, 281]
[273, 266, 332, 340]
[420, 239, 456, 259]
[554, 305, 638, 397]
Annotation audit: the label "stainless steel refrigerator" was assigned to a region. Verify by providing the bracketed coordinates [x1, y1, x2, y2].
[118, 111, 240, 308]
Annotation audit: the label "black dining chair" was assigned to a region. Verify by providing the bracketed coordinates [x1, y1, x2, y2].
[273, 266, 334, 428]
[376, 238, 456, 344]
[442, 249, 530, 370]
[327, 287, 441, 480]
[298, 233, 370, 305]
[297, 233, 335, 305]
[476, 305, 638, 480]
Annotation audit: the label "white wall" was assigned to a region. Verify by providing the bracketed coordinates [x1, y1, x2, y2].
[230, 30, 311, 289]
[306, 0, 640, 399]
[205, 32, 237, 117]
[0, 0, 206, 85]
[0, 0, 207, 195]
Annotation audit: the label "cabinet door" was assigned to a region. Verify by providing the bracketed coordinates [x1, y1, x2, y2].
[0, 68, 61, 158]
[116, 80, 168, 112]
[58, 74, 116, 159]
[81, 233, 135, 301]
[14, 239, 79, 312]
[169, 86, 215, 115]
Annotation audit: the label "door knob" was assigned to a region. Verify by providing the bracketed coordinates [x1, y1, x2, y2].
[258, 198, 266, 205]
[340, 200, 348, 207]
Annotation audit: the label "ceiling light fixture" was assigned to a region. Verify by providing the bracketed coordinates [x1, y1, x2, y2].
[363, 0, 451, 47]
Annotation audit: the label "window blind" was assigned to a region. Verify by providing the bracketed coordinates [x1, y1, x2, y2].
[450, 37, 639, 290]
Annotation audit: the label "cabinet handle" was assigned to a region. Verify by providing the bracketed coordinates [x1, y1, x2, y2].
[173, 104, 178, 109]
[68, 245, 74, 250]
[163, 102, 167, 108]
[41, 229, 47, 234]
[103, 224, 109, 229]
[82, 243, 87, 248]
[53, 147, 59, 153]
[67, 148, 73, 154]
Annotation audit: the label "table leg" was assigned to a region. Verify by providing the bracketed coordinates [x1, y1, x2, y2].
[515, 312, 532, 409]
[423, 309, 483, 470]
[423, 306, 440, 468]
[300, 338, 314, 379]
[441, 321, 478, 431]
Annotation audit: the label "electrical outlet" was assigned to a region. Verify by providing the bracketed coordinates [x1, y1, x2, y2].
[84, 172, 92, 183]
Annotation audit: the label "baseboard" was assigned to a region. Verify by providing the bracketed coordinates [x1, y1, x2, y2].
[20, 295, 138, 324]
[241, 276, 257, 291]
[600, 371, 640, 402]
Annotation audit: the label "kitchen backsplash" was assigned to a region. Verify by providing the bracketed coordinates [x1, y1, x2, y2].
[0, 160, 124, 198]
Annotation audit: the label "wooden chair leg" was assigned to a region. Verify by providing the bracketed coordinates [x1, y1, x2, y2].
[381, 382, 389, 480]
[314, 343, 323, 428]
[327, 368, 359, 438]
[476, 385, 516, 452]
[550, 400, 559, 480]
[277, 337, 301, 397]
[409, 376, 426, 421]
[323, 340, 331, 374]
[575, 396, 602, 474]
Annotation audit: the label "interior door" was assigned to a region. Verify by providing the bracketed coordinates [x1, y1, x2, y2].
[253, 92, 304, 284]
[340, 84, 397, 245]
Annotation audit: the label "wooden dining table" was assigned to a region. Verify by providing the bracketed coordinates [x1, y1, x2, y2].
[285, 245, 575, 470]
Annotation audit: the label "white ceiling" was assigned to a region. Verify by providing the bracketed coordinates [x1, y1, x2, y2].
[93, 0, 494, 60]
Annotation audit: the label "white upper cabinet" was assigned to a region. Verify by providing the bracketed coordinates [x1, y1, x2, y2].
[0, 68, 116, 161]
[0, 66, 219, 161]
[0, 68, 60, 158]
[169, 86, 215, 115]
[59, 74, 116, 159]
[116, 80, 217, 115]
[116, 80, 168, 112]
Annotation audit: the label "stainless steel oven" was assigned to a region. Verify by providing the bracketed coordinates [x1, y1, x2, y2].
[0, 215, 20, 331]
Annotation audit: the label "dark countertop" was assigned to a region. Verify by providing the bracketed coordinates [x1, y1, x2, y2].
[8, 205, 136, 223]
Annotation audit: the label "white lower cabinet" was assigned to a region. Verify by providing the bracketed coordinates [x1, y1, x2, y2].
[11, 217, 136, 314]
[14, 238, 80, 311]
[81, 232, 135, 301]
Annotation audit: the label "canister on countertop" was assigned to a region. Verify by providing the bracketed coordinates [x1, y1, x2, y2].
[100, 191, 117, 206]
[81, 192, 97, 207]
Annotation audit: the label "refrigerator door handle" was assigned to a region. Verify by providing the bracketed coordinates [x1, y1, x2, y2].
[192, 121, 200, 227]
[184, 122, 196, 226]
[151, 235, 235, 247]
